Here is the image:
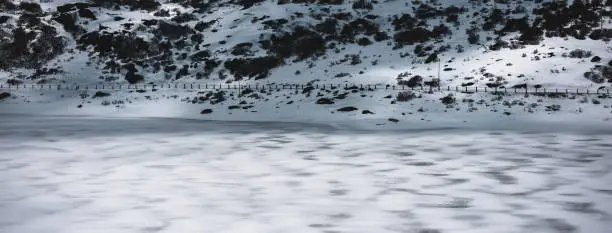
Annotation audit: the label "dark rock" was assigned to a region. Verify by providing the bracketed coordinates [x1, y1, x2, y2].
[0, 92, 10, 100]
[337, 106, 358, 112]
[316, 98, 334, 104]
[190, 50, 211, 61]
[357, 37, 372, 46]
[228, 105, 241, 110]
[93, 91, 111, 98]
[200, 109, 213, 114]
[362, 110, 374, 114]
[591, 56, 601, 62]
[388, 118, 399, 123]
[78, 8, 97, 19]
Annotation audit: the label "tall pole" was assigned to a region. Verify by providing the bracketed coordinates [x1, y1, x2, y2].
[437, 57, 441, 86]
[601, 0, 606, 30]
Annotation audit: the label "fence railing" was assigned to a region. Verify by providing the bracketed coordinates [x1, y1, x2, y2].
[0, 83, 610, 95]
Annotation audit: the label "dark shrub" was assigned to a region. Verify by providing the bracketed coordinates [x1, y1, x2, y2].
[357, 37, 372, 46]
[440, 94, 455, 105]
[393, 27, 432, 45]
[396, 91, 416, 102]
[224, 56, 284, 79]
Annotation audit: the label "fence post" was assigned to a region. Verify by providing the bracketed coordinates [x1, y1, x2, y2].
[456, 86, 458, 92]
[465, 86, 468, 92]
[586, 89, 589, 95]
[504, 87, 507, 93]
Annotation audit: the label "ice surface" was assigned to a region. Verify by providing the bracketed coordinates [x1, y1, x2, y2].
[1, 115, 612, 233]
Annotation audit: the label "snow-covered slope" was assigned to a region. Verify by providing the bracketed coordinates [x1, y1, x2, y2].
[1, 0, 611, 88]
[1, 0, 612, 127]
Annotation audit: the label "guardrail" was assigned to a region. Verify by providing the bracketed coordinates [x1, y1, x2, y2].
[0, 83, 610, 95]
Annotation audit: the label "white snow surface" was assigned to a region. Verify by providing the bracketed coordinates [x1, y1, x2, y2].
[1, 115, 612, 233]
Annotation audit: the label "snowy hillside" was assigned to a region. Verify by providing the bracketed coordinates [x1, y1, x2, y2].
[1, 0, 612, 126]
[0, 0, 611, 88]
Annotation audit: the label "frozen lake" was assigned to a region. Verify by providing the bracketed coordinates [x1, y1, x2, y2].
[1, 115, 612, 233]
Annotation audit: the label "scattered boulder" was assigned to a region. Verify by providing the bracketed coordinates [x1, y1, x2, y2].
[362, 110, 374, 114]
[388, 118, 399, 123]
[591, 56, 601, 62]
[92, 91, 110, 98]
[200, 109, 213, 114]
[0, 92, 10, 100]
[337, 106, 358, 112]
[316, 98, 335, 104]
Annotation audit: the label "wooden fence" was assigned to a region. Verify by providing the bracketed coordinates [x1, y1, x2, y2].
[0, 83, 610, 95]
